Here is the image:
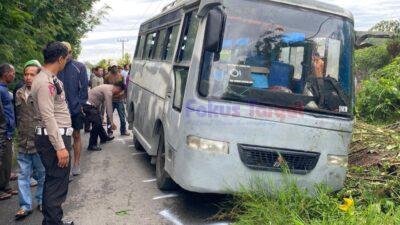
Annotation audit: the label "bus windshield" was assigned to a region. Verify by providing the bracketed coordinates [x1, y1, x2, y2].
[199, 0, 355, 117]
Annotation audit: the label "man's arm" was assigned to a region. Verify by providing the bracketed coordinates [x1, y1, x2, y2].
[104, 92, 114, 124]
[37, 84, 65, 151]
[78, 63, 89, 106]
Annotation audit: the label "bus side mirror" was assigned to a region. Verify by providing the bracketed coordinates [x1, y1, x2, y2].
[204, 8, 226, 58]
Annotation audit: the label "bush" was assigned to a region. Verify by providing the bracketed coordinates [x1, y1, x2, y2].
[357, 57, 400, 123]
[387, 38, 400, 59]
[354, 46, 391, 81]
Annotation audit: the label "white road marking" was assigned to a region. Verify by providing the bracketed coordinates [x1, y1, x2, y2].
[128, 145, 135, 148]
[152, 193, 179, 200]
[142, 179, 157, 183]
[159, 209, 184, 225]
[132, 152, 146, 156]
[117, 139, 126, 144]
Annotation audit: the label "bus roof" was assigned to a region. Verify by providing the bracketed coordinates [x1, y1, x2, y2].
[142, 0, 353, 30]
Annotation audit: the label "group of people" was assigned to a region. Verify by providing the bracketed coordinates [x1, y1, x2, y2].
[0, 41, 131, 225]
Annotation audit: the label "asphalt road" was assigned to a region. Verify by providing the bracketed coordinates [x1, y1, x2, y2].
[0, 130, 231, 225]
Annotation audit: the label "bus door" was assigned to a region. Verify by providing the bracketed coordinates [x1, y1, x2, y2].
[165, 9, 199, 153]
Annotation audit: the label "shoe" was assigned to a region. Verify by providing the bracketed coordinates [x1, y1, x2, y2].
[30, 178, 38, 187]
[10, 172, 18, 181]
[71, 166, 81, 176]
[121, 132, 130, 136]
[100, 136, 115, 144]
[87, 146, 102, 151]
[15, 208, 32, 220]
[62, 220, 74, 225]
[37, 204, 43, 212]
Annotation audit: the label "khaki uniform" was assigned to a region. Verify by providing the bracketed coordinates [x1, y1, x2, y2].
[31, 69, 71, 151]
[90, 75, 104, 89]
[15, 86, 37, 154]
[88, 84, 114, 122]
[31, 68, 73, 225]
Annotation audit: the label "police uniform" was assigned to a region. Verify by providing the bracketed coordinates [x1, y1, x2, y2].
[84, 84, 114, 148]
[31, 68, 73, 225]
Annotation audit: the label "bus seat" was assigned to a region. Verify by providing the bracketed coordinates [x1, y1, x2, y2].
[268, 61, 294, 89]
[251, 67, 269, 89]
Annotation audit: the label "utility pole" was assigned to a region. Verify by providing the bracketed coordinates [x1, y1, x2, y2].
[117, 38, 130, 58]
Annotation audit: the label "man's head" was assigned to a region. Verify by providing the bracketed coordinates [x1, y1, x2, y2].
[110, 65, 118, 75]
[61, 41, 73, 61]
[112, 81, 125, 95]
[43, 41, 69, 73]
[94, 66, 104, 77]
[0, 63, 15, 84]
[123, 64, 130, 71]
[24, 60, 42, 88]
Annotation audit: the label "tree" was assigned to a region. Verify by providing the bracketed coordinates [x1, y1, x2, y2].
[0, 0, 108, 85]
[117, 53, 132, 66]
[370, 19, 400, 34]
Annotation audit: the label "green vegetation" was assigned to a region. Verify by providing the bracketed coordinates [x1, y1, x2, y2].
[219, 181, 400, 225]
[354, 46, 392, 81]
[0, 0, 108, 85]
[357, 56, 400, 123]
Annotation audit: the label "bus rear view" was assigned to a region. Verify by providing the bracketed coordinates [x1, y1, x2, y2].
[128, 0, 355, 193]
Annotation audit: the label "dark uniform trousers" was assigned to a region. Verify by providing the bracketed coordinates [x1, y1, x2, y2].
[0, 139, 13, 191]
[35, 134, 72, 225]
[83, 104, 108, 147]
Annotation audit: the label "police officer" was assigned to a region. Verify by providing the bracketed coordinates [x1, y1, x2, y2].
[83, 83, 125, 150]
[31, 41, 74, 225]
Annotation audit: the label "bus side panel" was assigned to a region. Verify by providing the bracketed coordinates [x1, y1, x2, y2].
[130, 60, 172, 156]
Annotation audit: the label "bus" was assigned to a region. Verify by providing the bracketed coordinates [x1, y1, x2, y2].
[127, 0, 355, 193]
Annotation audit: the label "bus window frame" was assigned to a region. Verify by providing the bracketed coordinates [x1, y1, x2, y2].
[171, 7, 199, 112]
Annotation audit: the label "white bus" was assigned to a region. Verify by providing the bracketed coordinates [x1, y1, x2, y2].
[127, 0, 355, 193]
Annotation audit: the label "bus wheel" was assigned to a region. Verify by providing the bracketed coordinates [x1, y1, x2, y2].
[156, 128, 177, 190]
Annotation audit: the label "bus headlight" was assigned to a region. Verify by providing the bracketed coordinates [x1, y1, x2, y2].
[187, 136, 229, 154]
[327, 155, 348, 167]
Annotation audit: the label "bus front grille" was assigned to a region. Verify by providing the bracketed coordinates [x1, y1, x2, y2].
[238, 145, 320, 174]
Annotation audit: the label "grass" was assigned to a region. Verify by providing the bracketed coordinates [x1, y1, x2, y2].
[218, 178, 400, 225]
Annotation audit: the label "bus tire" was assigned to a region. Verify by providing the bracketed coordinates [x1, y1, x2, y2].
[156, 128, 177, 190]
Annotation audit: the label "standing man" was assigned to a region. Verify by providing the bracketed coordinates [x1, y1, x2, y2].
[15, 60, 45, 220]
[31, 41, 74, 225]
[104, 64, 130, 136]
[90, 66, 104, 89]
[58, 42, 88, 176]
[0, 63, 17, 201]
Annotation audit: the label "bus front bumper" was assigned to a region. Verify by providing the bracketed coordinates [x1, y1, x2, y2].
[169, 144, 347, 194]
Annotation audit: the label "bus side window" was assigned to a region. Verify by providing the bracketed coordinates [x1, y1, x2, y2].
[173, 67, 189, 111]
[154, 29, 167, 60]
[163, 25, 180, 61]
[176, 10, 199, 63]
[144, 32, 158, 59]
[135, 35, 145, 59]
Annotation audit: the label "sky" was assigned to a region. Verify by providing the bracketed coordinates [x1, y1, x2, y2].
[78, 0, 400, 63]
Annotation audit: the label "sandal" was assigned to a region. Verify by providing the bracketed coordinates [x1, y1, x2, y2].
[5, 189, 18, 195]
[10, 173, 18, 181]
[0, 192, 12, 201]
[15, 208, 32, 220]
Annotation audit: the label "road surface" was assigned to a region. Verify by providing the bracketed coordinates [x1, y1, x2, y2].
[0, 130, 231, 225]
